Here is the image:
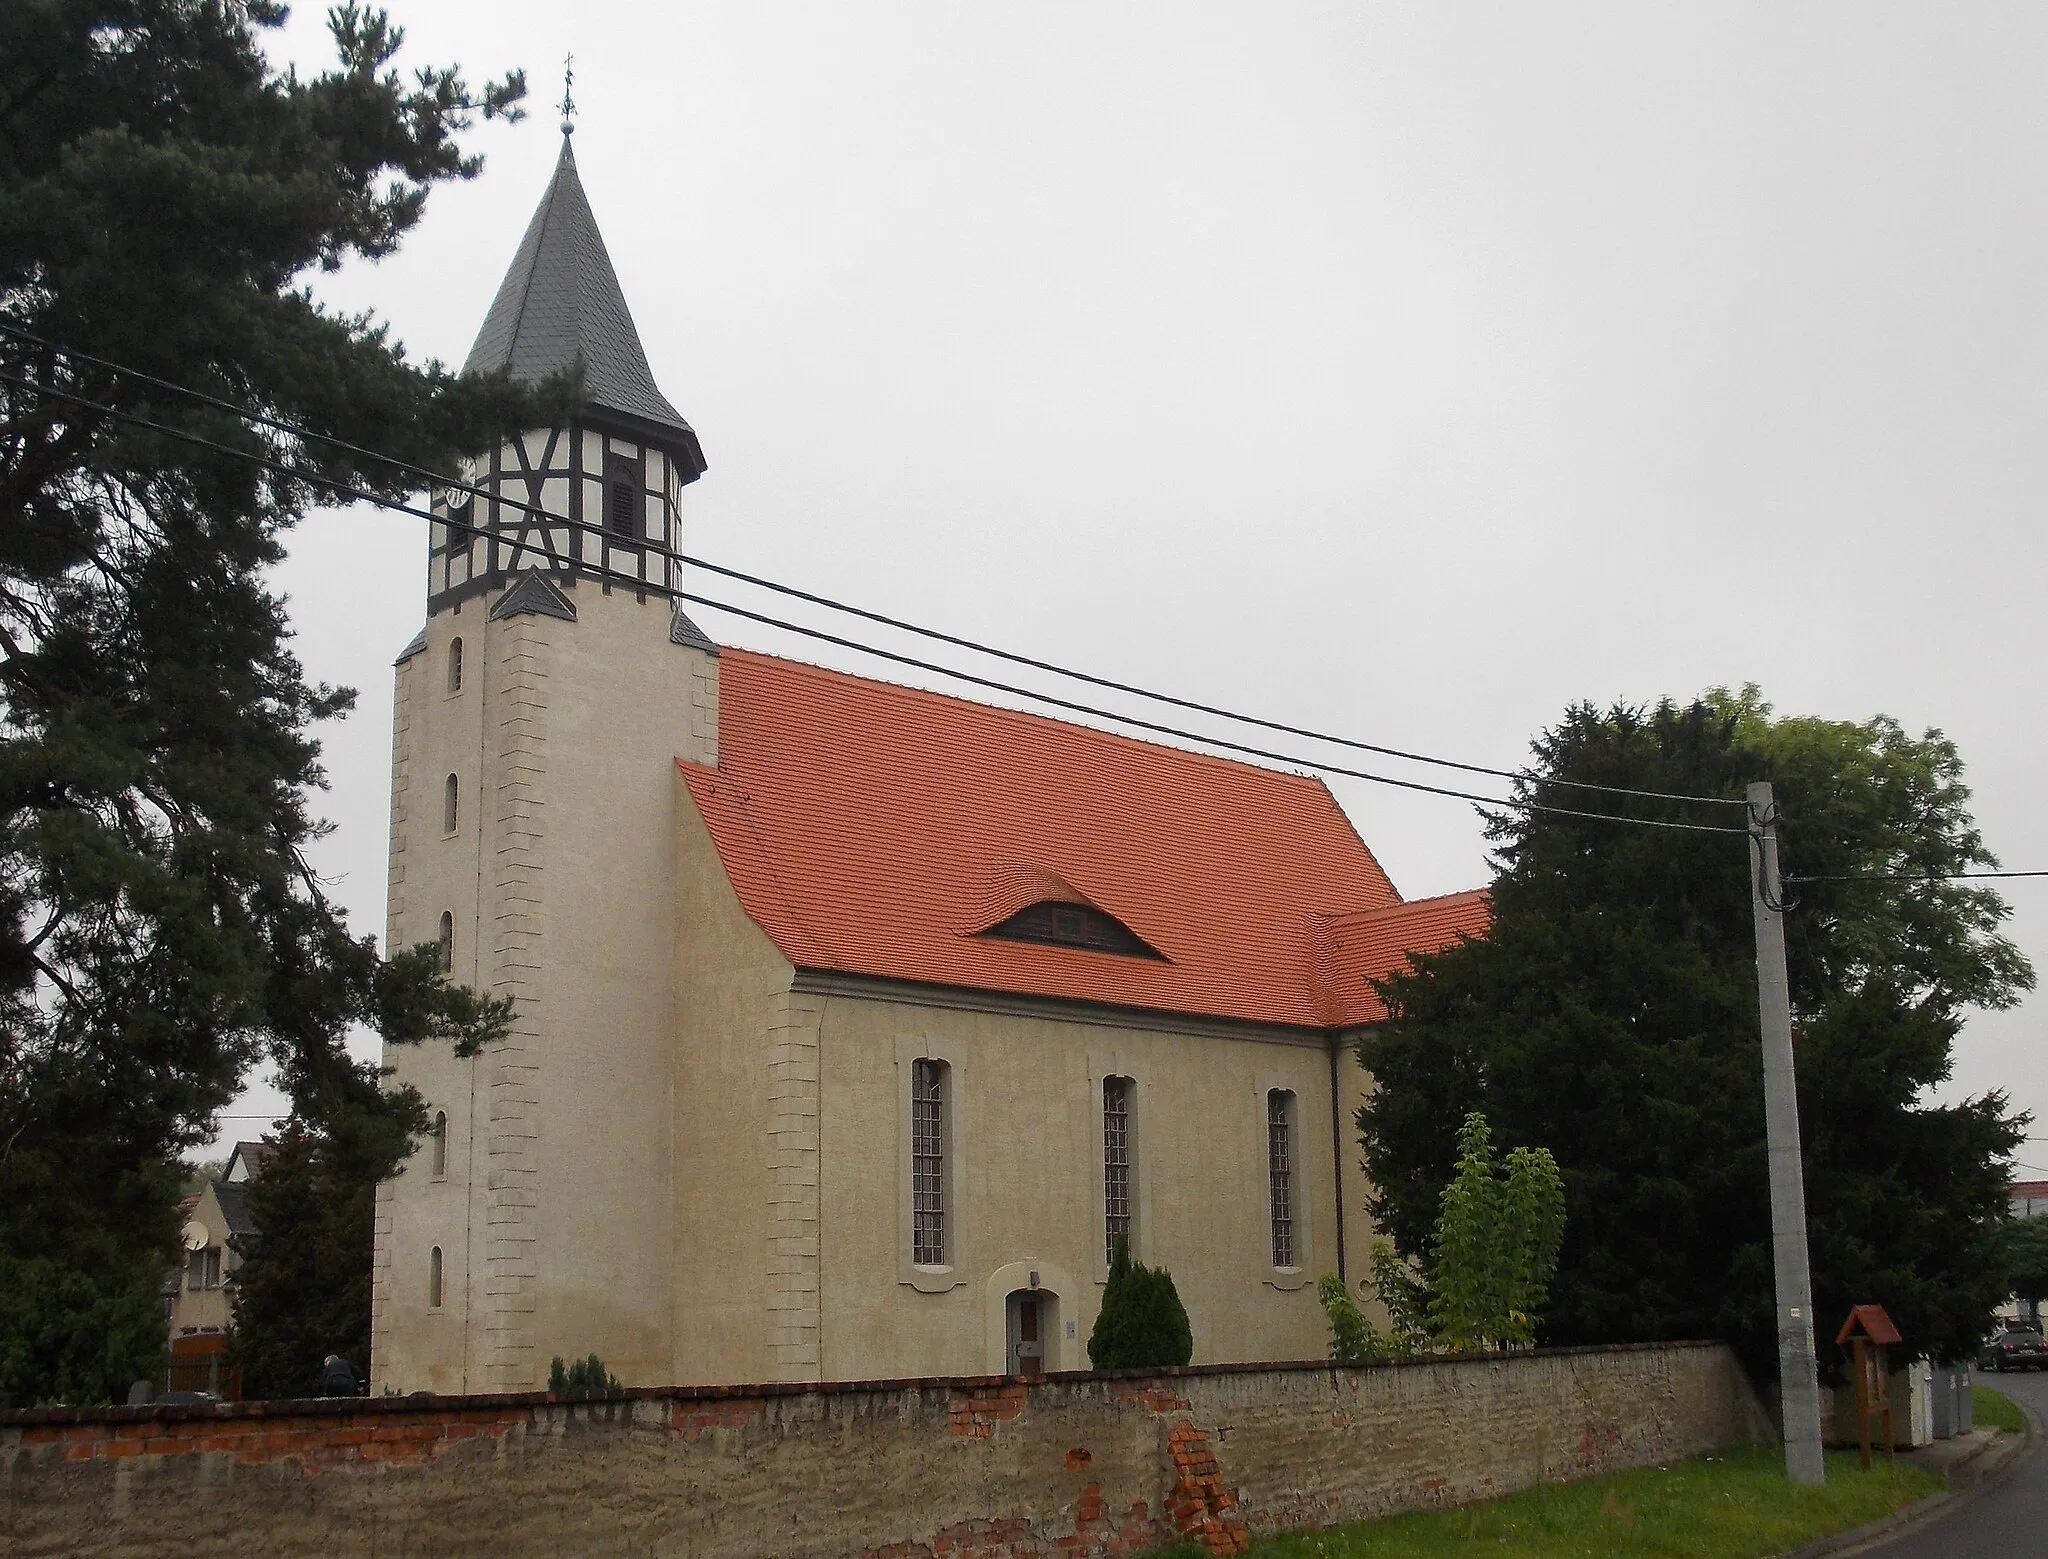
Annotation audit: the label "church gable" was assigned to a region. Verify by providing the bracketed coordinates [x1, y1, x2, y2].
[676, 649, 1475, 1030]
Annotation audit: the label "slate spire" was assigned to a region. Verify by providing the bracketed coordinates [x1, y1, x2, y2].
[465, 132, 706, 481]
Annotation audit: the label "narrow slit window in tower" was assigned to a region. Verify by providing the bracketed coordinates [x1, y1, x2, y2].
[437, 911, 453, 973]
[431, 1110, 448, 1178]
[428, 1246, 443, 1309]
[443, 773, 459, 833]
[448, 636, 463, 693]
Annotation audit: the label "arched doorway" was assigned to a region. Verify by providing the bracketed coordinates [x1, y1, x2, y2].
[1005, 1288, 1058, 1377]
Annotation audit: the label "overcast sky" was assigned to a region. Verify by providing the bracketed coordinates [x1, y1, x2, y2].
[216, 3, 2046, 1170]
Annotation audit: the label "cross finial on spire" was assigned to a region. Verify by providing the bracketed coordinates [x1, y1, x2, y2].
[560, 54, 576, 137]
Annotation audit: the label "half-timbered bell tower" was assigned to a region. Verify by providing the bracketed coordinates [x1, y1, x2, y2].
[427, 127, 707, 612]
[375, 120, 721, 1394]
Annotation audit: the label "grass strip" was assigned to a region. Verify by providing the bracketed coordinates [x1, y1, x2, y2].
[1972, 1384, 2025, 1433]
[1164, 1446, 1942, 1559]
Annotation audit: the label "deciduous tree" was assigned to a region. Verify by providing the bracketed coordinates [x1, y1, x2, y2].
[1359, 691, 2029, 1377]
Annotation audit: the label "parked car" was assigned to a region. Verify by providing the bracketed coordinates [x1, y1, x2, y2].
[1978, 1325, 2047, 1371]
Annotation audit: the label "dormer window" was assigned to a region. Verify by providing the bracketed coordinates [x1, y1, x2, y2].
[978, 900, 1163, 960]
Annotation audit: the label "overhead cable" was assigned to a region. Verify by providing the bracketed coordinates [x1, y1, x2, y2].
[0, 323, 1746, 812]
[2, 366, 1752, 836]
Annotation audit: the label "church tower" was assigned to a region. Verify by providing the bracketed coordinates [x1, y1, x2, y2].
[373, 121, 721, 1393]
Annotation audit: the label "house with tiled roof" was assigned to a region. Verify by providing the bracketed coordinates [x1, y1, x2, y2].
[163, 1141, 268, 1395]
[372, 126, 1488, 1393]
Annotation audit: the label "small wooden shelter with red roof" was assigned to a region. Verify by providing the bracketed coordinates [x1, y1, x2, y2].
[1837, 1304, 1903, 1466]
[369, 130, 1490, 1395]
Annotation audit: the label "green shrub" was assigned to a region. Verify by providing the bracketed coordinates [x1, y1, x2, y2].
[0, 1253, 167, 1406]
[1427, 1112, 1565, 1351]
[548, 1353, 620, 1396]
[1317, 1275, 1385, 1365]
[1088, 1240, 1193, 1369]
[1319, 1239, 1435, 1364]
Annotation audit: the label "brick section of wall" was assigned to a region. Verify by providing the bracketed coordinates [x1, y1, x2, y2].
[484, 615, 552, 1390]
[765, 989, 827, 1380]
[0, 1344, 1768, 1559]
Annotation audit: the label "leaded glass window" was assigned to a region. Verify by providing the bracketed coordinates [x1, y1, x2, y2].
[912, 1059, 946, 1265]
[1104, 1076, 1133, 1264]
[1268, 1089, 1295, 1268]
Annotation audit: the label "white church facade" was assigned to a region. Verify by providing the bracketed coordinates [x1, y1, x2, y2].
[370, 128, 1487, 1394]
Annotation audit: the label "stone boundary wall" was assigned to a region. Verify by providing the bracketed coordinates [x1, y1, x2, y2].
[1, 1341, 1768, 1559]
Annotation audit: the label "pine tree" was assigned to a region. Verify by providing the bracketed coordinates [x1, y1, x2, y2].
[1, 2, 549, 1401]
[1359, 691, 2029, 1378]
[227, 1059, 421, 1399]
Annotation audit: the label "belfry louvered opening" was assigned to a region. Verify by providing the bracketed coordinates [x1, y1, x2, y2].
[604, 450, 644, 538]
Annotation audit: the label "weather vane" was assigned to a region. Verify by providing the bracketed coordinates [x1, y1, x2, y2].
[560, 54, 576, 136]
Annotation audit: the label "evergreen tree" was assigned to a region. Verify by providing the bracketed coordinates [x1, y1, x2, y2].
[2003, 1217, 2048, 1328]
[1087, 1239, 1193, 1369]
[227, 1054, 421, 1399]
[1359, 691, 2029, 1378]
[1, 2, 548, 1400]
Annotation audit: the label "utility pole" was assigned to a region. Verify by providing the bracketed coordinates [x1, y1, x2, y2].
[1747, 781, 1827, 1485]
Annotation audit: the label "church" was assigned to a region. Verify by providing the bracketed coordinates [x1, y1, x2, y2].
[369, 124, 1488, 1394]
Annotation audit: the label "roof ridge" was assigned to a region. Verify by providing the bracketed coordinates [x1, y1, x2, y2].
[1329, 887, 1491, 923]
[720, 645, 1346, 792]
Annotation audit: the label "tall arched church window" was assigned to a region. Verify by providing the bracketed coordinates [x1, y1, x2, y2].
[447, 637, 463, 693]
[428, 1246, 443, 1309]
[911, 1059, 947, 1266]
[1267, 1090, 1297, 1268]
[604, 450, 644, 539]
[443, 773, 459, 833]
[437, 912, 453, 973]
[431, 1110, 448, 1177]
[1103, 1076, 1134, 1263]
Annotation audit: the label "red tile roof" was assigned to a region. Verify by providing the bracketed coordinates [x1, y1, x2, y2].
[679, 650, 1489, 1030]
[1316, 891, 1494, 1027]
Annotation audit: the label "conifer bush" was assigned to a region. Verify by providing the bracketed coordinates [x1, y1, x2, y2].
[548, 1353, 620, 1396]
[1087, 1240, 1193, 1369]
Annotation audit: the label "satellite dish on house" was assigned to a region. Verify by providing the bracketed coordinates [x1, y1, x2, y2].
[181, 1220, 209, 1253]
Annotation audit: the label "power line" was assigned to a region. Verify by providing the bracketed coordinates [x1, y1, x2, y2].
[9, 368, 1746, 835]
[0, 322, 1746, 813]
[678, 589, 1747, 832]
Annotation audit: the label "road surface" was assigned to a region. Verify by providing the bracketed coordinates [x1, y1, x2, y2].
[1858, 1365, 2046, 1557]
